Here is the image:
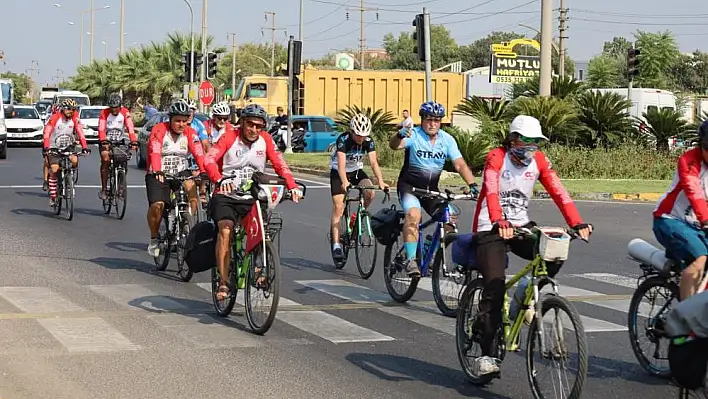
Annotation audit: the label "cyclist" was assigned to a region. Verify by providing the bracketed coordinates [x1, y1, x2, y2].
[470, 115, 592, 378]
[97, 94, 138, 200]
[199, 101, 233, 201]
[388, 101, 477, 277]
[204, 104, 302, 301]
[653, 120, 708, 302]
[42, 99, 91, 206]
[330, 113, 388, 260]
[145, 99, 206, 257]
[42, 103, 63, 191]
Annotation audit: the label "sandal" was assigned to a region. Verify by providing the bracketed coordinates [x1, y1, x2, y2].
[216, 283, 231, 301]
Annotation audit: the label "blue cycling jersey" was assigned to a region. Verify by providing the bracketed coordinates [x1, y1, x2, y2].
[397, 126, 462, 189]
[191, 118, 208, 141]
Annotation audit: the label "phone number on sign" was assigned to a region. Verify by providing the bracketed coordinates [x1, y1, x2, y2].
[491, 75, 534, 84]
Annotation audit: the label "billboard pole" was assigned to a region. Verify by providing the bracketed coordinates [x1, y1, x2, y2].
[539, 0, 553, 96]
[423, 7, 432, 102]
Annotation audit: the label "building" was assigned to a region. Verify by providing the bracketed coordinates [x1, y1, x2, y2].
[574, 60, 589, 81]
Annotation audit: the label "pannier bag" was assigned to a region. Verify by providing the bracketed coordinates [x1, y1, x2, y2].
[184, 221, 218, 274]
[370, 205, 404, 246]
[665, 291, 708, 392]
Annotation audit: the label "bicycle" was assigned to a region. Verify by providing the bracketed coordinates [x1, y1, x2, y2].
[328, 185, 390, 279]
[211, 175, 307, 335]
[455, 225, 590, 399]
[99, 139, 136, 220]
[152, 171, 202, 282]
[626, 238, 708, 378]
[382, 187, 475, 316]
[46, 145, 86, 221]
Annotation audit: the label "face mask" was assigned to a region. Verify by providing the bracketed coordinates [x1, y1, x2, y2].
[509, 145, 537, 167]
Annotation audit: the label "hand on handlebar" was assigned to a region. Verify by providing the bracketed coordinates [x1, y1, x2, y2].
[494, 220, 515, 240]
[289, 188, 303, 203]
[81, 147, 91, 156]
[341, 181, 351, 195]
[572, 223, 593, 242]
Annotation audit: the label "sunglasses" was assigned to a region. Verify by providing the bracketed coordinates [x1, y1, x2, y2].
[214, 116, 229, 121]
[516, 135, 542, 145]
[245, 120, 265, 129]
[423, 117, 442, 123]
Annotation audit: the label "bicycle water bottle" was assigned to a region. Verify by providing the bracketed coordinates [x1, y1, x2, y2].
[509, 277, 530, 321]
[423, 234, 433, 255]
[349, 212, 357, 230]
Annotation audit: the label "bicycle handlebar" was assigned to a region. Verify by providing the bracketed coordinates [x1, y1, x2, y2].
[411, 187, 477, 202]
[346, 184, 391, 204]
[99, 139, 138, 147]
[216, 175, 308, 200]
[513, 224, 594, 242]
[46, 146, 88, 157]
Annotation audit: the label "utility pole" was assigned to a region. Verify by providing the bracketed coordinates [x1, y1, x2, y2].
[298, 0, 304, 41]
[558, 0, 568, 78]
[262, 12, 285, 76]
[89, 0, 95, 62]
[26, 60, 39, 101]
[119, 0, 125, 54]
[423, 8, 432, 102]
[227, 33, 237, 101]
[53, 69, 64, 86]
[347, 1, 378, 70]
[200, 0, 208, 83]
[539, 0, 553, 96]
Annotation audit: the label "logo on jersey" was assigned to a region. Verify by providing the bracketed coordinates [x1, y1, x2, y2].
[415, 150, 446, 159]
[501, 170, 513, 181]
[524, 171, 535, 180]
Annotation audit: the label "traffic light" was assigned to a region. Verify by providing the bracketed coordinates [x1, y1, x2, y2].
[206, 52, 218, 80]
[628, 48, 640, 78]
[181, 52, 192, 82]
[288, 39, 303, 75]
[193, 52, 204, 75]
[412, 13, 425, 62]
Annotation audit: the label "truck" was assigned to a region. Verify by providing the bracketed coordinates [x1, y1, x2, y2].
[230, 67, 466, 124]
[51, 90, 90, 107]
[0, 78, 14, 105]
[39, 87, 60, 101]
[590, 88, 676, 123]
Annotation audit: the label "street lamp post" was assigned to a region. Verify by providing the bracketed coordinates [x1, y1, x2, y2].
[55, 3, 110, 66]
[182, 0, 195, 84]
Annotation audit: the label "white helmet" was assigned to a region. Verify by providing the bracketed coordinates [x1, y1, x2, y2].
[187, 100, 197, 110]
[350, 113, 372, 137]
[211, 101, 231, 117]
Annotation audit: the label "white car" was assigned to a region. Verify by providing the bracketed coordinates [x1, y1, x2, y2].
[79, 105, 107, 143]
[6, 105, 44, 146]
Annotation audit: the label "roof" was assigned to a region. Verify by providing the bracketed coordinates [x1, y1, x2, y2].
[80, 105, 107, 109]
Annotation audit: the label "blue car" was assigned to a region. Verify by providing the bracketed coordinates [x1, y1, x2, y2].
[291, 115, 340, 153]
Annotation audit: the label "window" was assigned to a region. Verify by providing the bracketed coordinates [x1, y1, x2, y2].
[0, 83, 10, 104]
[647, 105, 658, 113]
[293, 121, 308, 131]
[13, 108, 39, 119]
[661, 106, 675, 111]
[80, 108, 103, 119]
[246, 83, 267, 98]
[56, 96, 90, 106]
[310, 119, 333, 132]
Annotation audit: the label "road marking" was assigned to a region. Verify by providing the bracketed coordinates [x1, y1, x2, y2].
[569, 272, 638, 289]
[38, 317, 141, 352]
[87, 284, 202, 312]
[295, 279, 391, 303]
[0, 286, 85, 313]
[147, 313, 264, 349]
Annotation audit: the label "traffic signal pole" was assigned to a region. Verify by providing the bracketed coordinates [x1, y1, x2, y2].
[423, 8, 432, 102]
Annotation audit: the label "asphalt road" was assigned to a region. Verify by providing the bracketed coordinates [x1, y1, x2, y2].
[0, 146, 680, 399]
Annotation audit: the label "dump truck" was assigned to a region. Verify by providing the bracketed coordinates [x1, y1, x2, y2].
[230, 67, 466, 124]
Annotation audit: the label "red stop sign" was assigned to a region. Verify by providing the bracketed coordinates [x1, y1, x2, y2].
[198, 81, 215, 105]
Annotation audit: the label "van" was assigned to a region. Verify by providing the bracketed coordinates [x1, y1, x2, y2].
[591, 88, 676, 123]
[52, 90, 90, 107]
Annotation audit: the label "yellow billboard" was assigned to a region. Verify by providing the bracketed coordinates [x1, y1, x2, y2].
[489, 39, 541, 84]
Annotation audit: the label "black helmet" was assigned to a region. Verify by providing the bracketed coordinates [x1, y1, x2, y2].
[168, 99, 191, 117]
[698, 120, 708, 147]
[107, 94, 122, 108]
[240, 104, 267, 123]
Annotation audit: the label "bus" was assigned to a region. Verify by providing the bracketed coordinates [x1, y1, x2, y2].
[0, 79, 13, 105]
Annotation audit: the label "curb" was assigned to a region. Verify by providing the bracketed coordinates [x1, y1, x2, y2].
[287, 166, 663, 203]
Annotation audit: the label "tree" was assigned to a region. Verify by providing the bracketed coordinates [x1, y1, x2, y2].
[0, 72, 34, 103]
[455, 96, 510, 121]
[457, 31, 526, 71]
[671, 51, 708, 93]
[507, 96, 578, 143]
[510, 75, 586, 100]
[382, 25, 459, 70]
[213, 43, 287, 92]
[634, 30, 680, 88]
[575, 91, 634, 148]
[586, 56, 623, 88]
[642, 108, 689, 151]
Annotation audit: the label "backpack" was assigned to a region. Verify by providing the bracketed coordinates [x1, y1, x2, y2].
[370, 205, 404, 246]
[184, 221, 218, 274]
[451, 233, 478, 270]
[665, 291, 708, 391]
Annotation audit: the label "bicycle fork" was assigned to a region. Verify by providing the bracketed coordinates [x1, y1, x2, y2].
[531, 277, 565, 359]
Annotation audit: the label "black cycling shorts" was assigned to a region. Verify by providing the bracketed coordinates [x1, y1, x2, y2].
[329, 169, 370, 196]
[209, 193, 264, 224]
[396, 182, 447, 218]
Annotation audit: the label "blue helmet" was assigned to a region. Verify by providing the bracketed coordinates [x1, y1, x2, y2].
[698, 120, 708, 144]
[419, 101, 446, 118]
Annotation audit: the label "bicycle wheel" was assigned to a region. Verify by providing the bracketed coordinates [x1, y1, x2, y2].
[432, 245, 466, 317]
[456, 278, 504, 386]
[526, 294, 588, 399]
[64, 171, 74, 221]
[627, 275, 678, 378]
[73, 167, 79, 184]
[114, 167, 128, 219]
[176, 216, 194, 282]
[53, 172, 63, 216]
[383, 233, 419, 302]
[153, 216, 172, 271]
[212, 244, 238, 317]
[354, 212, 377, 279]
[331, 208, 350, 269]
[245, 240, 280, 335]
[102, 168, 113, 214]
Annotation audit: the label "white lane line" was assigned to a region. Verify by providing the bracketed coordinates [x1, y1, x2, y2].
[87, 284, 194, 312]
[194, 282, 392, 343]
[569, 273, 638, 289]
[0, 287, 85, 313]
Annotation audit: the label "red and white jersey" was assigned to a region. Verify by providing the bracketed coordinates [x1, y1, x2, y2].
[98, 107, 136, 142]
[43, 113, 88, 149]
[473, 148, 582, 232]
[204, 127, 297, 191]
[147, 122, 205, 174]
[653, 148, 708, 227]
[204, 119, 230, 144]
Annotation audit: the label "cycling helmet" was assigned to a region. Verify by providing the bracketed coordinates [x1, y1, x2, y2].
[698, 120, 708, 146]
[419, 101, 446, 118]
[350, 113, 372, 137]
[168, 99, 191, 117]
[61, 98, 78, 109]
[187, 100, 197, 110]
[107, 94, 122, 108]
[211, 101, 231, 117]
[240, 104, 267, 123]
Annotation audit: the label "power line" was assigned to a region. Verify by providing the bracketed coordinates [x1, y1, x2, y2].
[574, 17, 708, 26]
[436, 0, 536, 25]
[308, 22, 374, 42]
[283, 0, 353, 27]
[433, 0, 502, 20]
[574, 9, 708, 19]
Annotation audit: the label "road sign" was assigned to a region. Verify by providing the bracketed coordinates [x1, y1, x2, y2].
[224, 88, 232, 97]
[198, 81, 215, 105]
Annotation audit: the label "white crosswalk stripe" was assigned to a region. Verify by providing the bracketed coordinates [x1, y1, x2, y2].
[0, 273, 648, 351]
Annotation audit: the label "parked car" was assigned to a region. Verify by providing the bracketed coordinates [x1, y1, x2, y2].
[5, 105, 43, 148]
[79, 105, 108, 144]
[136, 111, 208, 169]
[291, 115, 339, 153]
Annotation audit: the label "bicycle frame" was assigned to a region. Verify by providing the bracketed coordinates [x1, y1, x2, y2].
[343, 187, 376, 242]
[416, 206, 453, 277]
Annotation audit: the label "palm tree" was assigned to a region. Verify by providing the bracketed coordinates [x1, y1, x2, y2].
[455, 96, 510, 121]
[642, 108, 689, 151]
[575, 91, 634, 148]
[507, 96, 578, 143]
[335, 105, 396, 135]
[445, 125, 491, 172]
[510, 75, 586, 100]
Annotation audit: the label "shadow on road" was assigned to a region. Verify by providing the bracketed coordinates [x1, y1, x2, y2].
[127, 295, 248, 331]
[585, 354, 676, 387]
[90, 256, 182, 282]
[281, 257, 356, 278]
[74, 207, 109, 217]
[11, 207, 56, 219]
[14, 191, 47, 198]
[105, 241, 146, 252]
[346, 352, 513, 399]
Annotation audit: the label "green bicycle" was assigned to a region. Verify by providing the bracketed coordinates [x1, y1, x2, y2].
[329, 185, 390, 279]
[455, 225, 590, 399]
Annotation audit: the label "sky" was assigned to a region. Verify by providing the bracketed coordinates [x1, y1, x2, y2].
[1, 0, 706, 86]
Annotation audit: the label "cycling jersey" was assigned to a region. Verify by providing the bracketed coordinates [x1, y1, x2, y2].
[473, 147, 581, 232]
[147, 122, 205, 174]
[330, 132, 375, 173]
[43, 112, 88, 149]
[204, 119, 230, 144]
[98, 107, 137, 142]
[397, 126, 462, 189]
[204, 128, 297, 191]
[654, 147, 708, 228]
[191, 118, 208, 141]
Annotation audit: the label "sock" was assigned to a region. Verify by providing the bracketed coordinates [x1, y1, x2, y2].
[404, 242, 417, 260]
[48, 177, 57, 198]
[332, 242, 341, 250]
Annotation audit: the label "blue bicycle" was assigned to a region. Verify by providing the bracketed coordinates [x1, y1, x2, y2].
[382, 187, 476, 316]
